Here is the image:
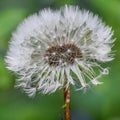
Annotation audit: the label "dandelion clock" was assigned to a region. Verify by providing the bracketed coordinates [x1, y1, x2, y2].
[5, 6, 114, 120]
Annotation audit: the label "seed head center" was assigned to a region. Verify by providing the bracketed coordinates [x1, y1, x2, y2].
[44, 44, 82, 66]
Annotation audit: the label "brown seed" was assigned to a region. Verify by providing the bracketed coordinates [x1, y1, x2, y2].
[44, 43, 82, 67]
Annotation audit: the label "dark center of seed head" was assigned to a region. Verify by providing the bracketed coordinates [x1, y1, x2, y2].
[44, 44, 82, 67]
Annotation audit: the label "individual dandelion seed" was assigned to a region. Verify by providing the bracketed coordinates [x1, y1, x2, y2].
[5, 5, 114, 120]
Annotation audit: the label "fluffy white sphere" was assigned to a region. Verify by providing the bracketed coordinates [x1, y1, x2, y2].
[5, 6, 114, 97]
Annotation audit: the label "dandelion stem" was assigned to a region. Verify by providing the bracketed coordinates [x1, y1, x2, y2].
[64, 86, 71, 120]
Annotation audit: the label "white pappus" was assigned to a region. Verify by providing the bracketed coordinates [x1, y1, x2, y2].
[5, 6, 114, 97]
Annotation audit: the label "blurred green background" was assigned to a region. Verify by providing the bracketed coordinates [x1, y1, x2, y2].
[0, 0, 120, 120]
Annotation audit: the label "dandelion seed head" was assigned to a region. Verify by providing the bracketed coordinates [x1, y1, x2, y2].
[5, 6, 114, 97]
